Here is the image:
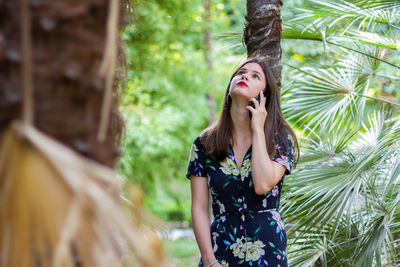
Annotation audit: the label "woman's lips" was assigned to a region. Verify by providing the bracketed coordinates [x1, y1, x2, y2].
[237, 81, 248, 87]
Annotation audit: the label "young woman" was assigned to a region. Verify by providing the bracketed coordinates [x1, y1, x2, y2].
[186, 57, 299, 267]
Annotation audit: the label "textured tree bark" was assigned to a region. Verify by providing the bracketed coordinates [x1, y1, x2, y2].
[0, 2, 169, 266]
[244, 0, 283, 89]
[0, 0, 124, 167]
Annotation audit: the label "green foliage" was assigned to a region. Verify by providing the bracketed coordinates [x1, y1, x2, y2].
[163, 238, 200, 266]
[281, 0, 400, 266]
[119, 0, 247, 221]
[120, 0, 400, 265]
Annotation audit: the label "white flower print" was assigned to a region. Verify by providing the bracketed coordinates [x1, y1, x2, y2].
[220, 157, 240, 176]
[229, 236, 246, 259]
[245, 240, 266, 262]
[229, 236, 266, 262]
[240, 158, 251, 180]
[189, 143, 198, 162]
[216, 199, 225, 214]
[262, 198, 267, 208]
[220, 260, 229, 267]
[270, 210, 285, 231]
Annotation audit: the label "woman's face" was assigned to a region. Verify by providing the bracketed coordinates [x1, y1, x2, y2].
[228, 62, 266, 101]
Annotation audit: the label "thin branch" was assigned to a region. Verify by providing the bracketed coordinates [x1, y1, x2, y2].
[354, 93, 400, 107]
[282, 25, 400, 69]
[373, 73, 400, 80]
[21, 0, 34, 125]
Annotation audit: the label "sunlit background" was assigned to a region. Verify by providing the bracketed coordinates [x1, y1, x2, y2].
[119, 0, 400, 266]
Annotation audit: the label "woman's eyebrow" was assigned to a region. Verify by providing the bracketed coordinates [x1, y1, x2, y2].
[253, 71, 262, 76]
[239, 67, 263, 77]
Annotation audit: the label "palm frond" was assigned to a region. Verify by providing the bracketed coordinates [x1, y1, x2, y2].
[282, 23, 400, 70]
[289, 0, 400, 33]
[0, 122, 169, 267]
[283, 65, 368, 131]
[283, 1, 400, 265]
[355, 0, 400, 11]
[282, 24, 326, 41]
[338, 46, 384, 77]
[284, 113, 400, 266]
[349, 30, 400, 50]
[288, 217, 359, 266]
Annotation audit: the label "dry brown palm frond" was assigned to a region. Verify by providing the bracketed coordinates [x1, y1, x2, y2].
[0, 121, 169, 267]
[98, 0, 121, 143]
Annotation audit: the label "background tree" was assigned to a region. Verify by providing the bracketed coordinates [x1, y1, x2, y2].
[0, 0, 167, 266]
[0, 0, 125, 166]
[119, 0, 248, 222]
[245, 0, 283, 88]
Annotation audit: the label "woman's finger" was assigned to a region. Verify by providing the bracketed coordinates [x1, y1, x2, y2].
[260, 91, 266, 107]
[246, 105, 255, 112]
[250, 97, 259, 109]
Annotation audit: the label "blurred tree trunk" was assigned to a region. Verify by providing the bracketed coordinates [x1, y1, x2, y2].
[0, 0, 124, 166]
[204, 0, 215, 221]
[205, 0, 216, 126]
[244, 0, 283, 89]
[0, 1, 168, 266]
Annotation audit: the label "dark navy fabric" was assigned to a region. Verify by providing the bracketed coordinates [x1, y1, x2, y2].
[186, 134, 294, 267]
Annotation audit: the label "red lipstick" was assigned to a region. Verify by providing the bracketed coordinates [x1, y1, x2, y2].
[237, 81, 248, 87]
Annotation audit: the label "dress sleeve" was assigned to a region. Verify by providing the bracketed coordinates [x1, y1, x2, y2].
[272, 134, 295, 175]
[186, 135, 208, 179]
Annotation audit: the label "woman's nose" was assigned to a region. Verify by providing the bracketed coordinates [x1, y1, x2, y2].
[241, 73, 248, 80]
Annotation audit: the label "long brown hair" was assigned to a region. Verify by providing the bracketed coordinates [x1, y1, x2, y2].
[200, 57, 299, 166]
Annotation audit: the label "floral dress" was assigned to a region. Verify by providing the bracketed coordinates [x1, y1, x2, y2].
[186, 133, 294, 267]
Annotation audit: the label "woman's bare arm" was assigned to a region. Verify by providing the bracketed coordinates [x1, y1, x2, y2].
[190, 175, 221, 266]
[251, 129, 285, 195]
[247, 91, 286, 195]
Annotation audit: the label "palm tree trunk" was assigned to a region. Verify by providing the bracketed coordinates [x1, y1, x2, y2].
[244, 0, 283, 89]
[0, 1, 168, 266]
[0, 0, 124, 166]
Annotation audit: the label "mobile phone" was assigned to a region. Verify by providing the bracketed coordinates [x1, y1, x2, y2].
[248, 88, 269, 119]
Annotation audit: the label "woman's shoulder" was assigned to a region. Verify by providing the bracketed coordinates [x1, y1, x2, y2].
[274, 131, 295, 157]
[191, 133, 206, 151]
[195, 128, 212, 147]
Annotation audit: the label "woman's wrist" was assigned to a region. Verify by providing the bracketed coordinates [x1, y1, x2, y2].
[204, 259, 219, 267]
[202, 254, 217, 265]
[252, 127, 264, 137]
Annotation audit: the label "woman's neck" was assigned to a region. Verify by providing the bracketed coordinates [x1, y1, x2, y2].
[230, 101, 252, 145]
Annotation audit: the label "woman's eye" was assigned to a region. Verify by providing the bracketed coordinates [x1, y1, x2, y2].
[253, 75, 260, 80]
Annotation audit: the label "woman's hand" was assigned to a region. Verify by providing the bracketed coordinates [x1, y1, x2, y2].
[246, 90, 268, 133]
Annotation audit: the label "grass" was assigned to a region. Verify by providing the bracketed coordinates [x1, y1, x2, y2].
[163, 238, 200, 267]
